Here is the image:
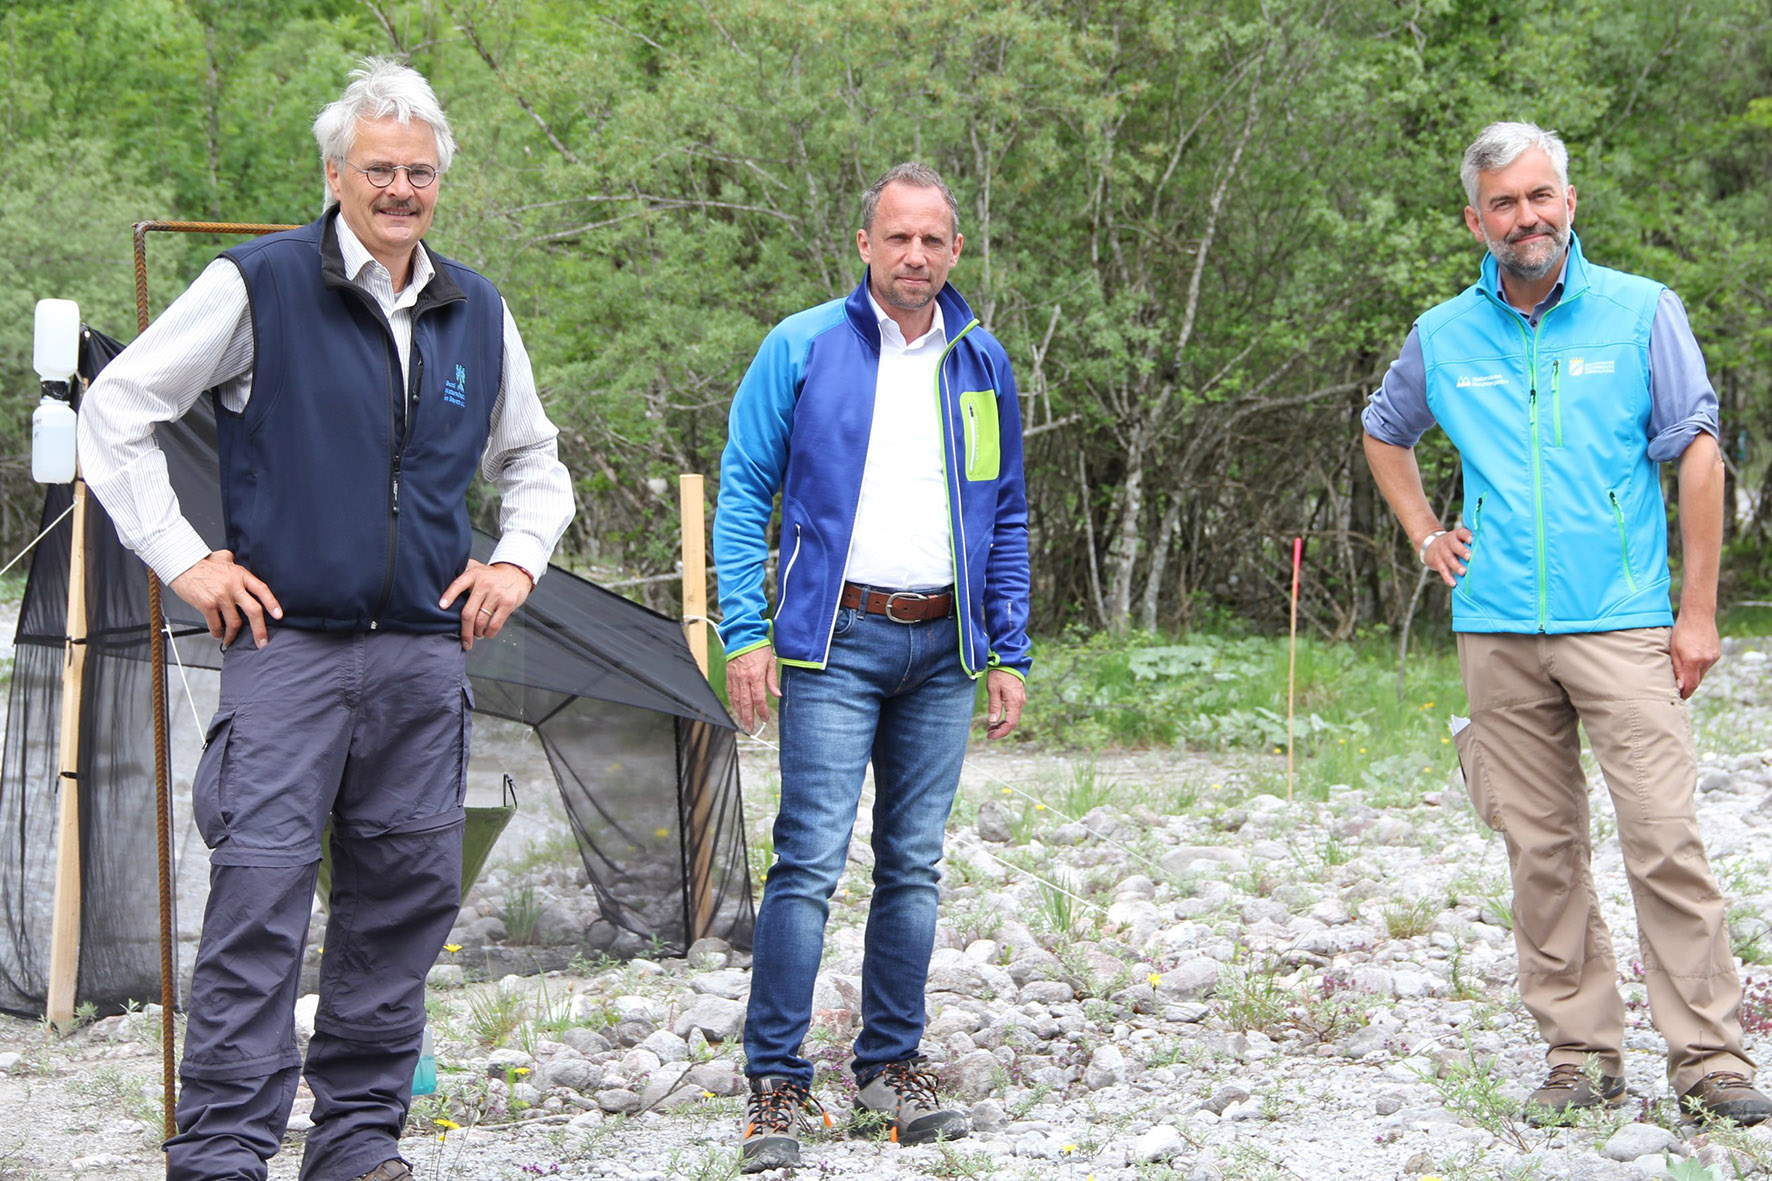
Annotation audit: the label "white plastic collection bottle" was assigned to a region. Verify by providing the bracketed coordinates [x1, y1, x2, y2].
[32, 298, 81, 485]
[31, 398, 77, 484]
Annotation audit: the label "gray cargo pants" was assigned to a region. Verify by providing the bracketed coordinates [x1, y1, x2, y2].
[166, 630, 469, 1181]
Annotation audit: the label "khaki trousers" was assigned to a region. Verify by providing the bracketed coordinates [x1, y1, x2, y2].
[1455, 628, 1752, 1091]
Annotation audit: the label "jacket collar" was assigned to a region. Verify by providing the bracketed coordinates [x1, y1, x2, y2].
[844, 271, 978, 353]
[317, 208, 466, 314]
[1477, 229, 1590, 309]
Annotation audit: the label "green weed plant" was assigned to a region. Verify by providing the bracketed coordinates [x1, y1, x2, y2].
[1010, 628, 1463, 805]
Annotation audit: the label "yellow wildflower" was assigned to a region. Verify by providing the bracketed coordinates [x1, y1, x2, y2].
[655, 827, 670, 839]
[435, 1118, 461, 1130]
[1147, 973, 1162, 988]
[444, 943, 462, 954]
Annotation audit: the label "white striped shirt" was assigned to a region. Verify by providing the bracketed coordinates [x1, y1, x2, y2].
[77, 214, 574, 587]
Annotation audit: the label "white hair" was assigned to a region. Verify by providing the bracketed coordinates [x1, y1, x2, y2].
[313, 57, 456, 209]
[1460, 122, 1569, 206]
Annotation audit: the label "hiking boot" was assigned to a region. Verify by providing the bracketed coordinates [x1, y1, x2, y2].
[740, 1076, 831, 1173]
[1521, 1063, 1625, 1125]
[350, 1164, 413, 1181]
[1680, 1071, 1772, 1126]
[854, 1059, 969, 1145]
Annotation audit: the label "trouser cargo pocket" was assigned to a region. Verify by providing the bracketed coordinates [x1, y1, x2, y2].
[1453, 717, 1504, 832]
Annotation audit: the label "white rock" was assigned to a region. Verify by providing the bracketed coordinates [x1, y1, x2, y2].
[1242, 1031, 1276, 1061]
[596, 1088, 641, 1114]
[638, 1060, 692, 1110]
[293, 993, 319, 1040]
[1630, 1153, 1675, 1180]
[1133, 1124, 1186, 1162]
[1160, 845, 1249, 876]
[537, 1058, 603, 1093]
[71, 1156, 134, 1174]
[0, 1052, 21, 1073]
[1392, 969, 1435, 998]
[619, 1048, 661, 1076]
[639, 1029, 689, 1063]
[946, 1048, 1002, 1100]
[963, 939, 999, 963]
[688, 969, 750, 1000]
[1602, 1123, 1679, 1162]
[1084, 1044, 1129, 1090]
[1153, 959, 1220, 1001]
[1224, 1097, 1265, 1120]
[489, 1047, 537, 1073]
[971, 1097, 1007, 1133]
[611, 995, 668, 1026]
[672, 996, 746, 1043]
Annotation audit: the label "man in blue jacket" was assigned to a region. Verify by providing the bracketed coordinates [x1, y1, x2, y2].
[1363, 122, 1766, 1127]
[713, 162, 1032, 1170]
[79, 59, 573, 1181]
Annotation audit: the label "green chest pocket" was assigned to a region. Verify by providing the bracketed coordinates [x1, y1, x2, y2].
[959, 389, 1001, 481]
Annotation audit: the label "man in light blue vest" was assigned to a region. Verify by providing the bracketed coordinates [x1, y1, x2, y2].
[1363, 122, 1767, 1127]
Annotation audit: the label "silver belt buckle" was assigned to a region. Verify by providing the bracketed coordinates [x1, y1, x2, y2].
[883, 591, 929, 623]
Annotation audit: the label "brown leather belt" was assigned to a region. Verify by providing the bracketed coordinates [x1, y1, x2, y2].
[840, 582, 954, 623]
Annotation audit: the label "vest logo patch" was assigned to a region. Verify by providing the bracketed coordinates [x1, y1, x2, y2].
[1455, 374, 1508, 389]
[443, 364, 467, 407]
[1567, 357, 1615, 377]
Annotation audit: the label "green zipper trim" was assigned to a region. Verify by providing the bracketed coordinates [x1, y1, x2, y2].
[1487, 284, 1585, 632]
[935, 316, 983, 676]
[1456, 494, 1484, 601]
[1551, 358, 1562, 447]
[1608, 490, 1639, 592]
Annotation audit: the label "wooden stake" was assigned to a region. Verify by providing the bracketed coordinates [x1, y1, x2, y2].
[678, 475, 715, 941]
[1286, 536, 1303, 802]
[678, 475, 709, 677]
[46, 479, 89, 1030]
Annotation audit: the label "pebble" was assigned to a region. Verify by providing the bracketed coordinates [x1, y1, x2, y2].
[1602, 1123, 1679, 1162]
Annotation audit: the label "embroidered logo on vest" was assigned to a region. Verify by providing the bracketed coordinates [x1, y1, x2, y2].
[1567, 357, 1615, 377]
[443, 364, 468, 407]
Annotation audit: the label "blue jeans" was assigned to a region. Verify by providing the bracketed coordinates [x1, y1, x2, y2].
[743, 604, 976, 1085]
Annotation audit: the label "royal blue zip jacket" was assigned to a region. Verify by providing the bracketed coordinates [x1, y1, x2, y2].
[219, 212, 503, 633]
[712, 276, 1032, 679]
[1420, 234, 1674, 634]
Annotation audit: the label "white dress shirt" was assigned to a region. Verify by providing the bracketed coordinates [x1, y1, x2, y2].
[76, 214, 573, 586]
[843, 294, 954, 590]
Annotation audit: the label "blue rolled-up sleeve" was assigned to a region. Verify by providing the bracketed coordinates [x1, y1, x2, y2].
[1361, 327, 1438, 447]
[1645, 289, 1719, 463]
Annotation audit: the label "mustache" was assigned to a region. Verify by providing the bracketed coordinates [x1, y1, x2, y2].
[1507, 223, 1561, 244]
[374, 200, 419, 213]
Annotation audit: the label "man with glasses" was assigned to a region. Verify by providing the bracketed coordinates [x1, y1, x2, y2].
[79, 58, 572, 1180]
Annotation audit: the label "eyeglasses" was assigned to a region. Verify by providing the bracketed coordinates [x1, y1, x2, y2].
[347, 161, 439, 189]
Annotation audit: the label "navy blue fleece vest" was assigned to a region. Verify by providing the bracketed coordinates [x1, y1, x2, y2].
[219, 214, 504, 632]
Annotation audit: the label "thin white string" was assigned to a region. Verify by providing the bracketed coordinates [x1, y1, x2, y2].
[0, 501, 76, 581]
[162, 624, 208, 742]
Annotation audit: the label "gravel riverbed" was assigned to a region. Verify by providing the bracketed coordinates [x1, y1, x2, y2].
[4, 633, 1772, 1181]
